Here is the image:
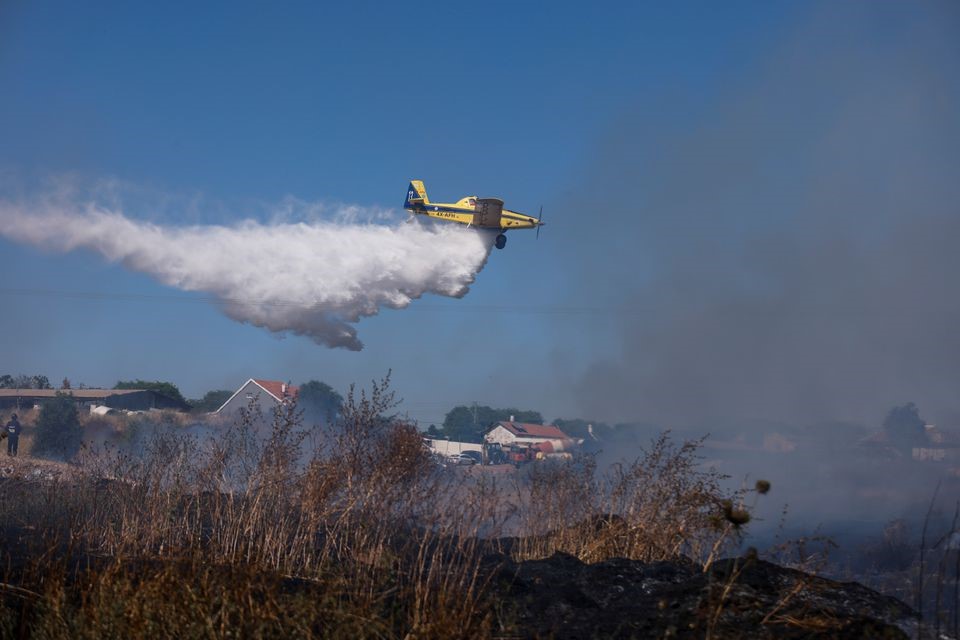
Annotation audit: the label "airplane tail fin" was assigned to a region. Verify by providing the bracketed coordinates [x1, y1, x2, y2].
[404, 180, 429, 209]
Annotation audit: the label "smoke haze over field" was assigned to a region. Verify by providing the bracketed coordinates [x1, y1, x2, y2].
[560, 2, 960, 429]
[0, 191, 495, 350]
[0, 1, 957, 434]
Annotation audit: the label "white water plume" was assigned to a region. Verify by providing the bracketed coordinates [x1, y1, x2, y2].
[0, 193, 496, 350]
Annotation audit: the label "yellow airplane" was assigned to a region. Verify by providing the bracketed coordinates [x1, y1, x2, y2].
[403, 180, 543, 249]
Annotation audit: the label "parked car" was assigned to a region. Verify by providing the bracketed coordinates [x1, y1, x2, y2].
[450, 453, 477, 466]
[460, 450, 483, 465]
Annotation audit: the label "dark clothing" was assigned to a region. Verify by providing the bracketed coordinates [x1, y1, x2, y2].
[5, 418, 20, 457]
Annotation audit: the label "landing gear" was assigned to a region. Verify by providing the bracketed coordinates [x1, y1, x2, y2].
[495, 234, 507, 250]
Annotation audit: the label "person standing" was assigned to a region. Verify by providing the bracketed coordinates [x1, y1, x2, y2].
[6, 413, 21, 456]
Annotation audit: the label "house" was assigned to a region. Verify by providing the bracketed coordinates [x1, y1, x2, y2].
[912, 425, 960, 463]
[215, 379, 299, 415]
[858, 424, 960, 463]
[0, 388, 189, 412]
[484, 419, 572, 448]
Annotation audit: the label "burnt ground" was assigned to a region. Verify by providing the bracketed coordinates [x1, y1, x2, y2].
[491, 553, 919, 639]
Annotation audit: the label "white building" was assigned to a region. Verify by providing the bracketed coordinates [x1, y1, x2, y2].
[215, 379, 299, 415]
[423, 438, 483, 457]
[483, 420, 571, 448]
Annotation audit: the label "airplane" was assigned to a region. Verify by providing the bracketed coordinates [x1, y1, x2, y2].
[403, 180, 543, 249]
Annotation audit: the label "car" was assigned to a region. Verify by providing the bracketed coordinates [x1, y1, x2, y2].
[460, 450, 483, 465]
[450, 453, 478, 466]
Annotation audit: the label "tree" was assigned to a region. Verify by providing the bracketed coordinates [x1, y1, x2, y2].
[33, 392, 82, 459]
[298, 380, 344, 426]
[0, 374, 50, 389]
[189, 389, 233, 413]
[441, 405, 544, 443]
[882, 402, 927, 450]
[114, 380, 187, 405]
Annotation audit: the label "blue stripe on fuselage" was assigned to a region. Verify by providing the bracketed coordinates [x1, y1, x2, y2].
[405, 203, 475, 214]
[404, 203, 538, 224]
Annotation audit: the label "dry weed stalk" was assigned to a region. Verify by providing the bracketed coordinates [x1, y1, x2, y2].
[1, 380, 767, 637]
[513, 432, 740, 566]
[0, 377, 503, 637]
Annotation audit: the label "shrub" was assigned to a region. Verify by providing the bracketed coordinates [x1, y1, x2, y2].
[867, 518, 915, 572]
[32, 392, 82, 459]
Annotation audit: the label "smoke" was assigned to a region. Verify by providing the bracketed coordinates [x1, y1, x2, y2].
[0, 190, 495, 350]
[561, 1, 960, 428]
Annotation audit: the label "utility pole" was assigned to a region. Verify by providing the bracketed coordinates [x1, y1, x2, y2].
[472, 401, 478, 441]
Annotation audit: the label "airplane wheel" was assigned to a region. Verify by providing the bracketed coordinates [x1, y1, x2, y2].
[495, 234, 507, 250]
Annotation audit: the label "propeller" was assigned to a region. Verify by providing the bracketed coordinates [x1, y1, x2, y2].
[536, 205, 544, 240]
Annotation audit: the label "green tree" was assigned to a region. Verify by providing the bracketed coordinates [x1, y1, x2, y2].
[0, 374, 50, 389]
[298, 380, 344, 426]
[189, 389, 233, 413]
[882, 402, 927, 450]
[441, 405, 543, 443]
[33, 392, 82, 459]
[114, 380, 187, 405]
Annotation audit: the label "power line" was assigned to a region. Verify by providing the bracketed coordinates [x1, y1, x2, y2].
[0, 286, 627, 316]
[0, 286, 909, 317]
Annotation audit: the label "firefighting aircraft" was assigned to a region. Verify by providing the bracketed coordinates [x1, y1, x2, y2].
[403, 180, 543, 249]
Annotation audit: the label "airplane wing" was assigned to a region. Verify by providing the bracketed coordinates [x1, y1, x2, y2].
[474, 198, 504, 228]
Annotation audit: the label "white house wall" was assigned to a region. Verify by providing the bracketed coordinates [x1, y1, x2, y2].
[484, 426, 516, 446]
[425, 439, 483, 456]
[483, 426, 566, 448]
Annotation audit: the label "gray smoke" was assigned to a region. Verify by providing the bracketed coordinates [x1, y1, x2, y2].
[561, 1, 960, 429]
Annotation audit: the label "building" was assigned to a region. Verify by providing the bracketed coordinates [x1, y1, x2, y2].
[858, 424, 960, 463]
[912, 425, 960, 463]
[484, 420, 572, 448]
[423, 437, 483, 457]
[215, 379, 299, 415]
[0, 388, 189, 412]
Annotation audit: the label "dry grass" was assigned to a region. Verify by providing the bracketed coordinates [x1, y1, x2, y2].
[0, 380, 752, 638]
[510, 434, 742, 565]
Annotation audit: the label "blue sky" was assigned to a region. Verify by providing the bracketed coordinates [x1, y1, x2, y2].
[2, 1, 957, 429]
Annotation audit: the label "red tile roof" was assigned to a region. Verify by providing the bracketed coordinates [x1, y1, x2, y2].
[253, 380, 299, 402]
[497, 421, 569, 440]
